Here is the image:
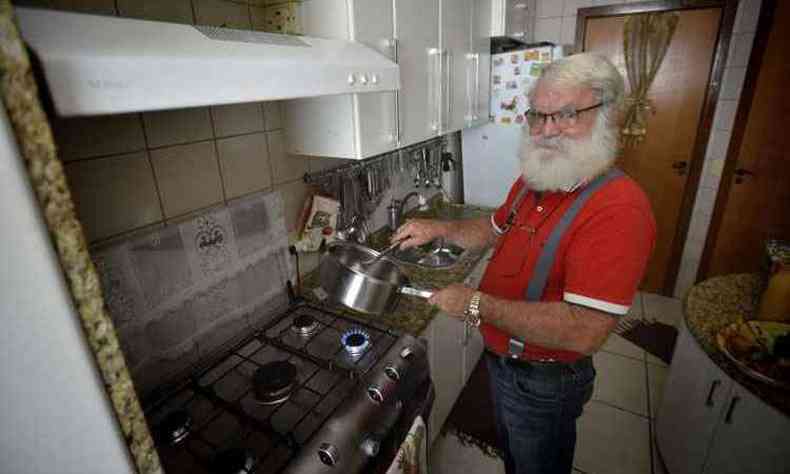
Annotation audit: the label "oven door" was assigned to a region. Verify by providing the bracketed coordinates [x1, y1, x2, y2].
[370, 380, 434, 474]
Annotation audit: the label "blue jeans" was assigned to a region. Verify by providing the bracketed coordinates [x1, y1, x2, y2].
[485, 352, 595, 474]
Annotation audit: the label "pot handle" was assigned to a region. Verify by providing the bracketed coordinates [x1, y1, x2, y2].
[400, 286, 434, 299]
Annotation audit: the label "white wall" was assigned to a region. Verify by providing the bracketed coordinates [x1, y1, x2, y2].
[532, 0, 762, 298]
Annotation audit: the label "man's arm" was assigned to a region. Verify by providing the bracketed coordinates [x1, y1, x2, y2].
[429, 284, 618, 355]
[394, 215, 497, 251]
[479, 293, 617, 355]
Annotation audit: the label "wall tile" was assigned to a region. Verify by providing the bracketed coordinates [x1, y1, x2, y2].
[150, 141, 224, 218]
[713, 99, 737, 132]
[308, 156, 347, 173]
[727, 33, 755, 68]
[179, 207, 240, 280]
[733, 0, 762, 33]
[211, 103, 265, 137]
[561, 16, 577, 45]
[217, 132, 272, 199]
[129, 225, 193, 310]
[65, 152, 162, 242]
[720, 66, 747, 100]
[275, 179, 310, 232]
[50, 0, 116, 15]
[563, 0, 592, 17]
[193, 0, 252, 29]
[143, 107, 214, 148]
[117, 0, 194, 23]
[262, 101, 283, 130]
[53, 114, 146, 161]
[536, 0, 563, 18]
[534, 17, 562, 43]
[268, 130, 307, 185]
[228, 191, 287, 258]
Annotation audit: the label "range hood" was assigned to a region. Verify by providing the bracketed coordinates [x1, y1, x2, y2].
[15, 7, 400, 117]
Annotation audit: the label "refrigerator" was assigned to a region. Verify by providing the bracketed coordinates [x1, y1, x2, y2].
[461, 43, 565, 208]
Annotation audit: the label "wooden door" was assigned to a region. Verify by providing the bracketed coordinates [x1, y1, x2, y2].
[582, 9, 721, 293]
[702, 0, 790, 278]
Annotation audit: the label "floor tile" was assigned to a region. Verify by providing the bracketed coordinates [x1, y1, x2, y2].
[642, 293, 683, 328]
[431, 432, 505, 474]
[592, 351, 649, 416]
[574, 401, 652, 474]
[647, 364, 668, 419]
[601, 333, 645, 361]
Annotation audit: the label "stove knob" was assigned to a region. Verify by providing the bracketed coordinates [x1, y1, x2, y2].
[360, 437, 381, 457]
[384, 365, 400, 381]
[318, 443, 339, 466]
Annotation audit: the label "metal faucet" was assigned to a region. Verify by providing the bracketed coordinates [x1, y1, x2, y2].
[387, 192, 422, 230]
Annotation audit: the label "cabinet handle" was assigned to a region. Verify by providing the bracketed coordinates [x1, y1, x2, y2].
[443, 49, 451, 132]
[473, 53, 480, 122]
[465, 53, 475, 123]
[428, 48, 441, 132]
[705, 380, 721, 407]
[724, 396, 740, 424]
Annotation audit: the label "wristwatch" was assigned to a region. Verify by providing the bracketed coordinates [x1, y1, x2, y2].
[464, 291, 482, 327]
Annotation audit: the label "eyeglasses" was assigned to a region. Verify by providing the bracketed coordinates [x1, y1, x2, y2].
[524, 102, 606, 129]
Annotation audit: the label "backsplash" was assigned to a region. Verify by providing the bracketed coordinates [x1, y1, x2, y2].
[93, 190, 295, 396]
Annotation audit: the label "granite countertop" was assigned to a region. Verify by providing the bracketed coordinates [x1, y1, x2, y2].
[684, 273, 790, 417]
[301, 201, 494, 336]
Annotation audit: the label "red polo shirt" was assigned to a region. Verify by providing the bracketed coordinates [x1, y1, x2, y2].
[478, 174, 656, 362]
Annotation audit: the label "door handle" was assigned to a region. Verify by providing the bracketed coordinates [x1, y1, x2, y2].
[724, 395, 740, 424]
[705, 379, 721, 407]
[734, 168, 755, 184]
[672, 161, 688, 176]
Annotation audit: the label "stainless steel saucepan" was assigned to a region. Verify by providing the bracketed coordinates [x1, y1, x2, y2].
[319, 241, 433, 315]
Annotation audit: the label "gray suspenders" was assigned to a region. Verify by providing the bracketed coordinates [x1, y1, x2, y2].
[501, 169, 624, 358]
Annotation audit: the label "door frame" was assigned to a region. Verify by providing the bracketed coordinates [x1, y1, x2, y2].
[574, 0, 738, 295]
[698, 0, 777, 280]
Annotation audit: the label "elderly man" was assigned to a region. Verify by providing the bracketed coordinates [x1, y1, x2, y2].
[392, 53, 656, 474]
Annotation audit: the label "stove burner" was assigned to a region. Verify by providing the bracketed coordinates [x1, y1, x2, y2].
[211, 447, 257, 474]
[158, 409, 192, 446]
[253, 360, 298, 405]
[341, 328, 371, 357]
[290, 313, 319, 337]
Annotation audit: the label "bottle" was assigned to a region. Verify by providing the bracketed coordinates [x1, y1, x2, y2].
[757, 267, 790, 322]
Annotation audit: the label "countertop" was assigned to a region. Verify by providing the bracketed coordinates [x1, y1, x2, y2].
[300, 200, 494, 336]
[684, 273, 790, 417]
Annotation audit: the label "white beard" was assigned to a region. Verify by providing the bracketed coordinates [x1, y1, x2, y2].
[519, 115, 617, 192]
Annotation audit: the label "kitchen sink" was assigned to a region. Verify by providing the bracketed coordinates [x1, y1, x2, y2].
[390, 241, 466, 269]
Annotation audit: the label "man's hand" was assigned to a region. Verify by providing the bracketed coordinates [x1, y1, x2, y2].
[392, 219, 450, 250]
[428, 283, 476, 319]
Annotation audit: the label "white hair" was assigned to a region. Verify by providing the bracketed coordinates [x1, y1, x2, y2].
[529, 52, 625, 126]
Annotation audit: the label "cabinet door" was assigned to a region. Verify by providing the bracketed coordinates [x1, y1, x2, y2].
[427, 312, 465, 444]
[703, 386, 790, 474]
[655, 321, 732, 474]
[470, 0, 492, 127]
[351, 0, 399, 158]
[395, 0, 441, 147]
[439, 0, 473, 134]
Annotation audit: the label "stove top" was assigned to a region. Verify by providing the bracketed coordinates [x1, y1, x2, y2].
[143, 302, 425, 474]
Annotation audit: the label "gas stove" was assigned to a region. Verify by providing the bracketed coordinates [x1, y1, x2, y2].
[143, 301, 432, 474]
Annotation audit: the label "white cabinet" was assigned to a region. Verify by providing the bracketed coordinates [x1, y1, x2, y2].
[427, 312, 465, 444]
[285, 0, 492, 159]
[284, 0, 398, 159]
[395, 0, 442, 147]
[425, 253, 490, 444]
[438, 0, 492, 133]
[656, 320, 790, 474]
[470, 0, 492, 127]
[703, 386, 790, 474]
